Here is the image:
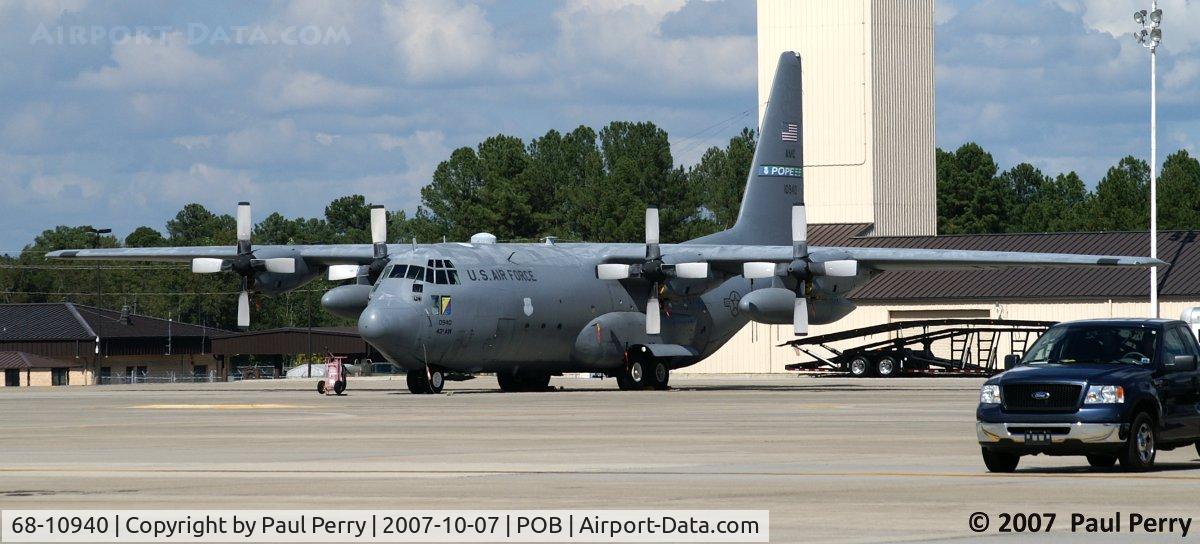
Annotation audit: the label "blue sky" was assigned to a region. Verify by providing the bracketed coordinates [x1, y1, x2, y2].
[0, 0, 1196, 252]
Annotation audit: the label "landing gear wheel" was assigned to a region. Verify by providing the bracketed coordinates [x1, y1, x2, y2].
[316, 381, 326, 394]
[646, 360, 669, 390]
[1120, 412, 1156, 472]
[617, 359, 650, 390]
[427, 368, 445, 394]
[406, 371, 426, 394]
[333, 380, 346, 395]
[981, 447, 1020, 473]
[848, 356, 874, 377]
[876, 356, 898, 378]
[1086, 454, 1118, 468]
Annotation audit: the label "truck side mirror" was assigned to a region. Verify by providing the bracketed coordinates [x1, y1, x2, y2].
[1004, 354, 1021, 370]
[1171, 355, 1197, 370]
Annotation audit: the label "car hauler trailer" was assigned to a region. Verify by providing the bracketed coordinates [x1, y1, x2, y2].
[782, 319, 1055, 377]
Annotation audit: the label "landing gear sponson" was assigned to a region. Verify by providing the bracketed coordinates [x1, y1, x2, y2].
[495, 369, 552, 392]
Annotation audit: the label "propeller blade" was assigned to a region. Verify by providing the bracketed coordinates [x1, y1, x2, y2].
[792, 205, 807, 258]
[793, 293, 809, 336]
[236, 202, 252, 243]
[328, 264, 361, 281]
[646, 283, 661, 335]
[370, 205, 387, 246]
[809, 259, 858, 278]
[596, 263, 632, 280]
[645, 208, 660, 260]
[191, 258, 225, 274]
[237, 290, 250, 329]
[263, 258, 296, 274]
[673, 262, 709, 279]
[743, 262, 778, 279]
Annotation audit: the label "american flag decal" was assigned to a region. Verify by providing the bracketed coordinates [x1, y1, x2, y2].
[781, 122, 799, 142]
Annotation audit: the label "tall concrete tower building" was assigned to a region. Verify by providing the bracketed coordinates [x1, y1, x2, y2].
[757, 0, 937, 236]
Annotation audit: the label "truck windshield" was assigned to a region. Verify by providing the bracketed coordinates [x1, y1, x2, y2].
[1022, 325, 1158, 366]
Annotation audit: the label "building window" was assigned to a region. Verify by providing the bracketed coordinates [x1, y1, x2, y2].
[51, 367, 69, 386]
[193, 365, 208, 378]
[4, 369, 19, 387]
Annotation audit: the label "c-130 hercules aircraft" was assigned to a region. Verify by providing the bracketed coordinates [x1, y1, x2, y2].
[50, 53, 1160, 394]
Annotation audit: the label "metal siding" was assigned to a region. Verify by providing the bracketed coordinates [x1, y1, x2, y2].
[870, 0, 937, 236]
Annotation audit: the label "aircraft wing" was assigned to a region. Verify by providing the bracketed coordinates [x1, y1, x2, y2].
[608, 244, 1163, 274]
[46, 244, 378, 265]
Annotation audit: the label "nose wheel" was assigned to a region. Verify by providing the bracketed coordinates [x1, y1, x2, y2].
[406, 367, 445, 394]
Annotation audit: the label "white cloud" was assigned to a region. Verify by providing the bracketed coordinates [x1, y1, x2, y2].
[256, 69, 386, 112]
[73, 32, 227, 91]
[382, 0, 539, 84]
[28, 172, 100, 199]
[172, 135, 213, 150]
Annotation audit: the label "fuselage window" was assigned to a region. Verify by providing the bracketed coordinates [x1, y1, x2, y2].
[389, 264, 409, 279]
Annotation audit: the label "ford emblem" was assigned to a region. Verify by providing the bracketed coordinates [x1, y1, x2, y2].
[1032, 391, 1051, 400]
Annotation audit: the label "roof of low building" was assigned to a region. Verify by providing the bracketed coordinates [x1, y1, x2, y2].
[0, 351, 81, 369]
[0, 303, 230, 342]
[824, 229, 1200, 301]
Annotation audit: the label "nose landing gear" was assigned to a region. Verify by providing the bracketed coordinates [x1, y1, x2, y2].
[406, 366, 445, 394]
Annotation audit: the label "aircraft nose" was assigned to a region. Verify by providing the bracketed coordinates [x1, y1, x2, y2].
[358, 304, 422, 356]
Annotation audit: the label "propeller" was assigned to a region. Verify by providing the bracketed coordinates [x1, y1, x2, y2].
[595, 208, 710, 335]
[326, 205, 389, 283]
[189, 202, 297, 328]
[741, 205, 859, 336]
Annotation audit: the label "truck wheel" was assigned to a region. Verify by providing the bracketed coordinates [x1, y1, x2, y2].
[876, 356, 899, 377]
[1119, 412, 1157, 471]
[316, 381, 326, 394]
[981, 447, 1020, 473]
[848, 356, 874, 377]
[333, 380, 346, 395]
[1086, 454, 1117, 468]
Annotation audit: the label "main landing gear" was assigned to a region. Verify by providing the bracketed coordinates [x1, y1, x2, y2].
[496, 369, 552, 392]
[407, 366, 445, 394]
[615, 353, 669, 391]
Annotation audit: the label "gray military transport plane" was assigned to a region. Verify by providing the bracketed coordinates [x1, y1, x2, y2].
[50, 52, 1161, 394]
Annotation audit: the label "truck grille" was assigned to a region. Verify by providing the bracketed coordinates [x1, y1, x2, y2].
[1002, 383, 1082, 411]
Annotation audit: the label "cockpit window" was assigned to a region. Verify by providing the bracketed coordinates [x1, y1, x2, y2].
[388, 264, 408, 279]
[424, 267, 434, 283]
[435, 269, 448, 284]
[447, 269, 459, 284]
[406, 266, 422, 280]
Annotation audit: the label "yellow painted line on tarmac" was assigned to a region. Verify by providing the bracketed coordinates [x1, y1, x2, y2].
[130, 403, 305, 410]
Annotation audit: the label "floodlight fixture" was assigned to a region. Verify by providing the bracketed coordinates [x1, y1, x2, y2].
[1149, 9, 1162, 26]
[1134, 9, 1147, 24]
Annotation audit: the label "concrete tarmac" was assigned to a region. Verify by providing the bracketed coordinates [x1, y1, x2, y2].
[2, 376, 1199, 543]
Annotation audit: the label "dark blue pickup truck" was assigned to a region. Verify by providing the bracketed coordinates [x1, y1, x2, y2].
[977, 318, 1200, 472]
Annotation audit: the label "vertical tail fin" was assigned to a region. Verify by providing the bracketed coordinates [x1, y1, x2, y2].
[692, 52, 803, 246]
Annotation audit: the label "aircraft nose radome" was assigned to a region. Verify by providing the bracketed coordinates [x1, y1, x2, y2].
[358, 306, 395, 344]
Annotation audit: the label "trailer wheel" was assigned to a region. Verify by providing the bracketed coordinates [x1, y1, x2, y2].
[876, 356, 899, 377]
[848, 356, 874, 377]
[316, 381, 326, 394]
[333, 380, 346, 395]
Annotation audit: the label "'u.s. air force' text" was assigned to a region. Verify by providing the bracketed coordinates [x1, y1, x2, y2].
[466, 268, 537, 282]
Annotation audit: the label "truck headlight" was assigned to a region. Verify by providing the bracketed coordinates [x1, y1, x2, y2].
[980, 385, 1001, 404]
[1084, 385, 1124, 404]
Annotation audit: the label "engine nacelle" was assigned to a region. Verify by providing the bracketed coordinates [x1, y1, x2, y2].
[321, 284, 373, 319]
[738, 288, 856, 326]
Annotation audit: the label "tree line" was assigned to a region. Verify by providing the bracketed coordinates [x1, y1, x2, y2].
[2, 120, 1198, 331]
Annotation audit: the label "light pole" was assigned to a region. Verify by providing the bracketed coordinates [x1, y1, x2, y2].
[87, 226, 110, 385]
[1134, 4, 1162, 318]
